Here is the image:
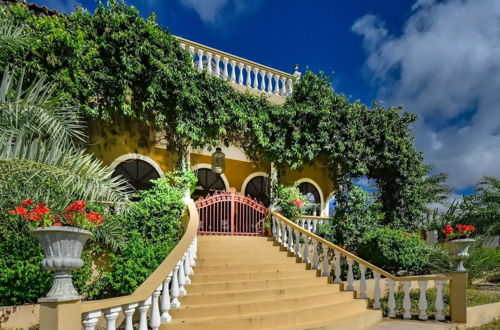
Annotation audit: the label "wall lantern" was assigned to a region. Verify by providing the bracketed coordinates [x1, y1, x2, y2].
[211, 147, 225, 174]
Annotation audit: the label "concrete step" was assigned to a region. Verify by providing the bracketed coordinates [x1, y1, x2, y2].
[269, 308, 382, 330]
[163, 299, 370, 330]
[170, 291, 355, 319]
[194, 262, 308, 274]
[179, 283, 341, 305]
[197, 249, 287, 259]
[194, 256, 299, 267]
[189, 269, 319, 283]
[185, 276, 329, 293]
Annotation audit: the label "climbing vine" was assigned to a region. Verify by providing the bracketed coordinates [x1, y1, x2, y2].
[1, 1, 426, 229]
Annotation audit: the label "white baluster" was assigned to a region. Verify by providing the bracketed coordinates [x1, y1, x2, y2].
[150, 286, 162, 330]
[312, 221, 317, 233]
[104, 306, 121, 330]
[312, 240, 319, 270]
[178, 259, 187, 296]
[214, 55, 220, 77]
[273, 74, 280, 94]
[372, 272, 381, 309]
[193, 236, 198, 260]
[266, 72, 273, 93]
[82, 310, 101, 330]
[123, 303, 138, 330]
[346, 258, 354, 291]
[230, 60, 236, 82]
[189, 241, 196, 267]
[259, 70, 266, 91]
[223, 57, 229, 80]
[252, 67, 259, 89]
[287, 225, 294, 253]
[403, 281, 412, 319]
[418, 280, 428, 320]
[197, 49, 204, 72]
[138, 297, 151, 330]
[280, 76, 287, 96]
[359, 264, 367, 298]
[333, 250, 342, 283]
[170, 264, 181, 308]
[435, 280, 445, 321]
[245, 65, 252, 87]
[180, 43, 186, 50]
[184, 251, 192, 283]
[302, 233, 310, 263]
[387, 279, 396, 318]
[281, 222, 287, 248]
[160, 272, 173, 322]
[238, 62, 244, 85]
[322, 244, 330, 276]
[206, 52, 212, 75]
[188, 46, 194, 66]
[272, 217, 277, 238]
[294, 229, 301, 258]
[287, 77, 293, 96]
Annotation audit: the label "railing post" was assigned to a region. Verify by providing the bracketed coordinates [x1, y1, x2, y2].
[40, 300, 82, 330]
[450, 272, 468, 323]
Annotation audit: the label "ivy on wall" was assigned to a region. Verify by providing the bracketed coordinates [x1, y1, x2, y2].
[1, 1, 426, 229]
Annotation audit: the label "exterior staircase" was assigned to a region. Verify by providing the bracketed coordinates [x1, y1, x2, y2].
[163, 235, 382, 330]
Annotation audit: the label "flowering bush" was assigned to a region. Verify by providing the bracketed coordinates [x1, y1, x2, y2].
[271, 184, 309, 219]
[441, 224, 476, 241]
[9, 199, 104, 230]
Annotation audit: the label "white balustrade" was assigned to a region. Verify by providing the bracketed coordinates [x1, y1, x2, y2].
[197, 49, 204, 72]
[282, 222, 287, 248]
[372, 272, 381, 309]
[184, 251, 192, 284]
[322, 243, 329, 276]
[403, 281, 412, 319]
[138, 297, 151, 330]
[223, 57, 229, 80]
[214, 55, 221, 77]
[312, 240, 319, 270]
[266, 72, 273, 93]
[294, 229, 301, 258]
[346, 258, 354, 291]
[160, 273, 173, 323]
[287, 225, 294, 253]
[387, 279, 396, 318]
[302, 232, 310, 263]
[359, 264, 367, 299]
[170, 264, 181, 308]
[188, 46, 194, 66]
[418, 280, 428, 320]
[82, 310, 101, 330]
[435, 280, 445, 321]
[206, 52, 212, 75]
[238, 62, 244, 85]
[333, 250, 342, 283]
[230, 60, 236, 82]
[104, 306, 121, 330]
[274, 75, 280, 95]
[178, 259, 187, 296]
[260, 70, 266, 91]
[150, 286, 162, 330]
[280, 76, 287, 96]
[245, 65, 252, 87]
[123, 303, 138, 330]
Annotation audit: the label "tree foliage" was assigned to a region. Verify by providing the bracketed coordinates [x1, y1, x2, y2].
[1, 1, 427, 228]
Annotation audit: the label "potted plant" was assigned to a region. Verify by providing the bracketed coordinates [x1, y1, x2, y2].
[9, 199, 104, 301]
[441, 224, 476, 272]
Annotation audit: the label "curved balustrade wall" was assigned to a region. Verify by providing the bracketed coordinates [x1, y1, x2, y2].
[270, 211, 452, 322]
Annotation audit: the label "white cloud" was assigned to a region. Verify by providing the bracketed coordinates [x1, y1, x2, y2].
[178, 0, 260, 25]
[353, 0, 500, 189]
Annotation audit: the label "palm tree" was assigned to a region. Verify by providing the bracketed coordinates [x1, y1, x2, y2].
[0, 16, 131, 210]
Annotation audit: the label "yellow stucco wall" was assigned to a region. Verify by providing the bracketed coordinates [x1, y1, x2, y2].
[89, 119, 335, 202]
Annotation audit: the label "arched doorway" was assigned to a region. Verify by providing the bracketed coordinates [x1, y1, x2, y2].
[192, 168, 227, 200]
[298, 181, 322, 215]
[112, 158, 162, 192]
[243, 174, 271, 207]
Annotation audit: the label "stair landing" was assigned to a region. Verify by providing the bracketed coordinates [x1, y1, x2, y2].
[162, 236, 382, 330]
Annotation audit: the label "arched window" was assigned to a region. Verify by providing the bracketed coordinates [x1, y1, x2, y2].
[244, 176, 271, 206]
[192, 168, 227, 200]
[298, 181, 321, 215]
[112, 159, 161, 192]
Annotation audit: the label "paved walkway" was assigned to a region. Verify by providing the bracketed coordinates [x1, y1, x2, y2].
[365, 320, 463, 330]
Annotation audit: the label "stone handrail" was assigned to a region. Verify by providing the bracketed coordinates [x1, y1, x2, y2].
[296, 215, 333, 234]
[176, 36, 299, 100]
[269, 210, 466, 322]
[80, 199, 199, 330]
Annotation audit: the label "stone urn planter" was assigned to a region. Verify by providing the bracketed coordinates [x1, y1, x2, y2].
[30, 226, 92, 302]
[442, 238, 474, 272]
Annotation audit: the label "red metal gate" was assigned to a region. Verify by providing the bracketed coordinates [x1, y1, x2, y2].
[195, 190, 268, 236]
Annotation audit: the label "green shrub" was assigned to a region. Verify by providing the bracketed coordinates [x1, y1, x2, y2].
[271, 184, 309, 219]
[357, 228, 430, 275]
[465, 247, 500, 283]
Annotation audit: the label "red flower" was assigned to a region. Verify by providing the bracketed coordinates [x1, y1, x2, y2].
[52, 222, 63, 227]
[21, 199, 33, 206]
[9, 209, 16, 215]
[442, 224, 454, 236]
[33, 203, 50, 216]
[292, 199, 304, 208]
[66, 200, 86, 213]
[66, 214, 73, 221]
[86, 211, 104, 226]
[15, 206, 28, 216]
[53, 215, 61, 221]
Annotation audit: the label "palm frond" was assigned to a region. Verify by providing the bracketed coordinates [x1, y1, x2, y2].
[0, 17, 29, 55]
[0, 137, 132, 204]
[0, 67, 86, 146]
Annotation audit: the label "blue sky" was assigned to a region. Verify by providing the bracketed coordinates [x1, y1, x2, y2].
[39, 0, 500, 197]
